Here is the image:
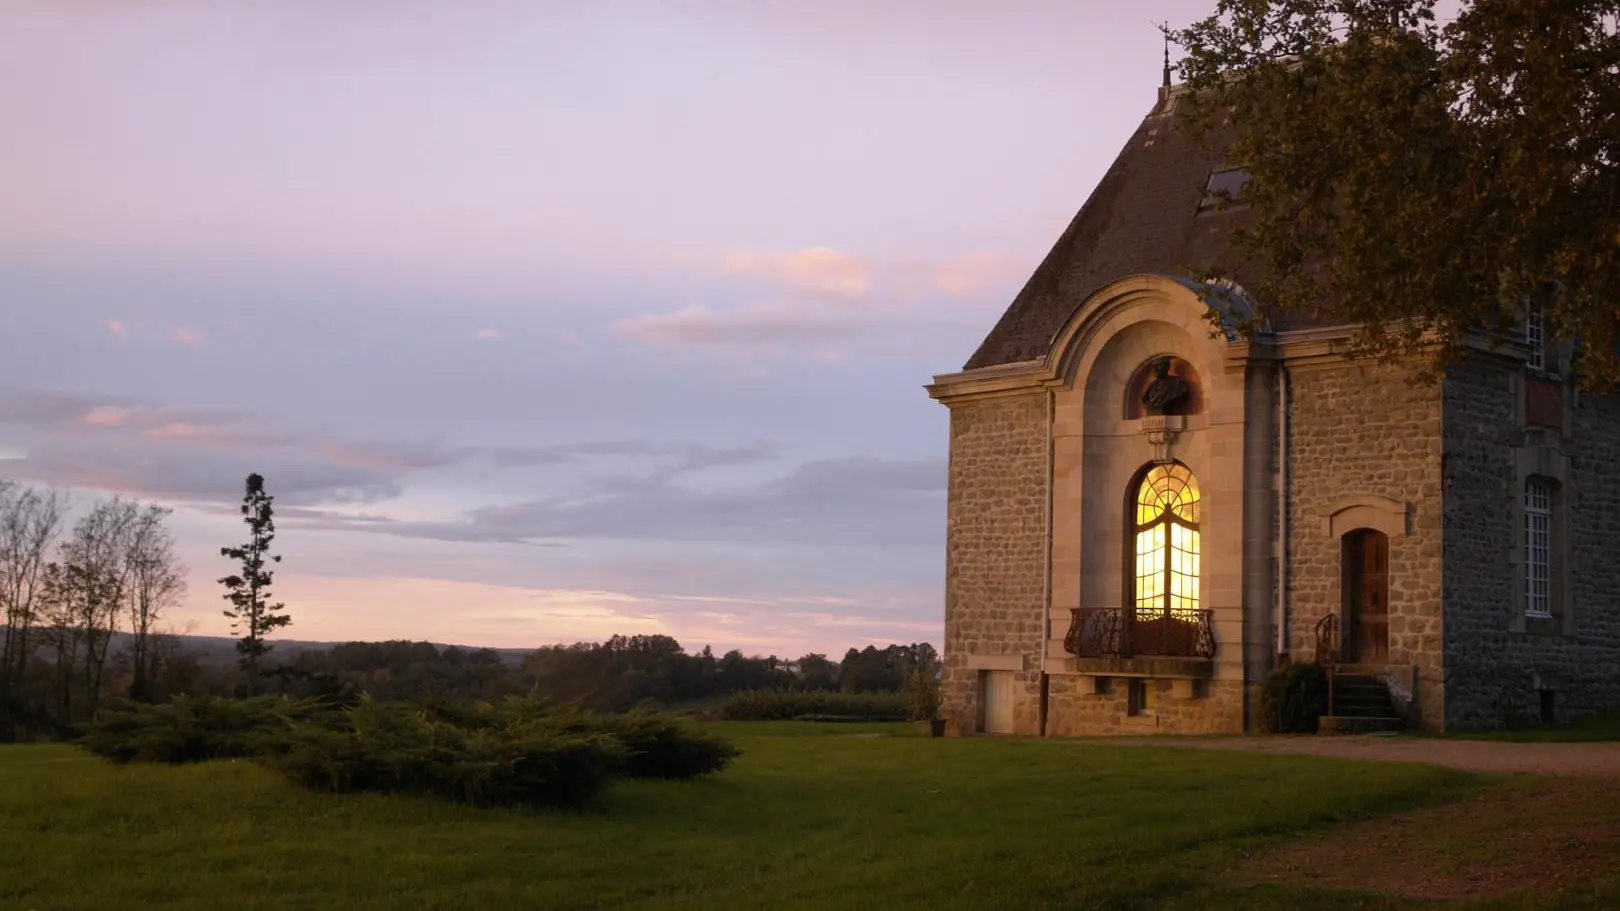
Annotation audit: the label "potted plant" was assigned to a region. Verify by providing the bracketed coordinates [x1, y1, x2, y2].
[905, 664, 945, 737]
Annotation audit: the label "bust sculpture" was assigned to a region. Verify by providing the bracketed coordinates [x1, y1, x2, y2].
[1141, 357, 1191, 416]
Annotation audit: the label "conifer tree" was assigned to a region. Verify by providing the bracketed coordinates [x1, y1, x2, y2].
[219, 473, 290, 693]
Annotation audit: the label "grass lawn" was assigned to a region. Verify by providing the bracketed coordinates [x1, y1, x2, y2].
[4, 722, 1617, 910]
[1432, 713, 1620, 742]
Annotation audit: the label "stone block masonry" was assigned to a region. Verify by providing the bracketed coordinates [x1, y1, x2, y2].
[942, 393, 1048, 734]
[1442, 357, 1620, 728]
[1285, 360, 1447, 730]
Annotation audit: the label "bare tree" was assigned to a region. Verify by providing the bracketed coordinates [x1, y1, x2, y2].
[58, 496, 139, 715]
[125, 505, 186, 702]
[0, 480, 69, 739]
[35, 561, 79, 723]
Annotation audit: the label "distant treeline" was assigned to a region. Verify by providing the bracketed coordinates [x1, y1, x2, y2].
[2, 631, 937, 739]
[282, 635, 938, 714]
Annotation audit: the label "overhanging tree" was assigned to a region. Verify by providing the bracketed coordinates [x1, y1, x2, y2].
[219, 473, 290, 693]
[1174, 0, 1620, 390]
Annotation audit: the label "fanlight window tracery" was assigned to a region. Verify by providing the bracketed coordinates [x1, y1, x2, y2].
[1132, 463, 1201, 617]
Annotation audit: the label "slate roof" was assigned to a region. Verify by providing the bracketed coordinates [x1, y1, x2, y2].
[963, 89, 1276, 371]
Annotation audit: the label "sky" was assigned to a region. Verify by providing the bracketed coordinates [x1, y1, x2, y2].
[0, 0, 1222, 657]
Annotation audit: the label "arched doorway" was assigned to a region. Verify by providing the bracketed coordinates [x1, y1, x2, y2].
[1342, 529, 1389, 664]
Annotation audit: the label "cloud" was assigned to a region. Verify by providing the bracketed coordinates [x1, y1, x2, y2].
[286, 455, 946, 547]
[0, 387, 787, 519]
[14, 436, 403, 506]
[611, 304, 864, 350]
[473, 328, 500, 341]
[105, 318, 125, 337]
[925, 249, 1029, 299]
[613, 247, 1032, 360]
[719, 246, 874, 299]
[173, 325, 205, 345]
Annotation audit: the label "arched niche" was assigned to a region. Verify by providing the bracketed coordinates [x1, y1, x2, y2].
[1123, 355, 1204, 419]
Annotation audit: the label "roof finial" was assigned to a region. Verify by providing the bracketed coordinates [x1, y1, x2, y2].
[1159, 21, 1172, 88]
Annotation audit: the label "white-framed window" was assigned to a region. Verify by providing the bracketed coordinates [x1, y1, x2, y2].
[1524, 479, 1553, 619]
[1525, 304, 1546, 372]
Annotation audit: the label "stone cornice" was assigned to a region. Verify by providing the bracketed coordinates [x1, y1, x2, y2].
[926, 359, 1056, 406]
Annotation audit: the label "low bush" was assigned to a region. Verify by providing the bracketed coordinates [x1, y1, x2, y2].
[1258, 661, 1329, 734]
[589, 711, 739, 779]
[265, 697, 627, 810]
[80, 693, 737, 810]
[79, 694, 339, 764]
[720, 689, 908, 722]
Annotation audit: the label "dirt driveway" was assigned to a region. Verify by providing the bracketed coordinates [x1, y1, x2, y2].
[1101, 734, 1620, 776]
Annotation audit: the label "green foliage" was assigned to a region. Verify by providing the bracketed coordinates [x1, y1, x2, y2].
[719, 688, 908, 721]
[77, 692, 737, 810]
[588, 711, 739, 779]
[264, 697, 627, 810]
[1174, 0, 1620, 390]
[79, 694, 335, 764]
[902, 666, 942, 721]
[1258, 662, 1329, 734]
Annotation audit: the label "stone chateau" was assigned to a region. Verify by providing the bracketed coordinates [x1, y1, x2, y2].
[925, 84, 1620, 735]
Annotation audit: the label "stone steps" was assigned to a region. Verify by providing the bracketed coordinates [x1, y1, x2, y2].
[1319, 714, 1405, 734]
[1320, 674, 1405, 735]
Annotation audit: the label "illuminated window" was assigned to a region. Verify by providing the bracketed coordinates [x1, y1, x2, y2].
[1133, 463, 1201, 618]
[1525, 479, 1552, 619]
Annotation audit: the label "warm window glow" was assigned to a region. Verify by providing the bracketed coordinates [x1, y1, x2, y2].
[1525, 479, 1552, 618]
[1133, 463, 1201, 616]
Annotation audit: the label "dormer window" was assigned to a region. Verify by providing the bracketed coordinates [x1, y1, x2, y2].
[1525, 302, 1546, 372]
[1198, 168, 1251, 212]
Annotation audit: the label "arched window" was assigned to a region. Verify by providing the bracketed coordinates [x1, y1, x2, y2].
[1132, 463, 1201, 617]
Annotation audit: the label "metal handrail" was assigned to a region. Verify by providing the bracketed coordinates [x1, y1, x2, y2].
[1314, 613, 1339, 716]
[1064, 607, 1217, 659]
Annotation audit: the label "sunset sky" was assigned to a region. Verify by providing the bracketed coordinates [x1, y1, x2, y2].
[2, 0, 1228, 656]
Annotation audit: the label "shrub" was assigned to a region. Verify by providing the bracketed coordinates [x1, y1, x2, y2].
[266, 697, 627, 810]
[589, 711, 739, 779]
[720, 689, 908, 722]
[1258, 661, 1329, 734]
[80, 692, 738, 810]
[80, 694, 337, 764]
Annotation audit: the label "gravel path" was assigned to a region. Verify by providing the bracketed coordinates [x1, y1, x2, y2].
[1098, 735, 1620, 777]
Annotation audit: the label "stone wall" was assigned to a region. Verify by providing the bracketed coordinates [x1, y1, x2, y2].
[942, 392, 1049, 734]
[1285, 360, 1447, 729]
[1045, 677, 1246, 735]
[1441, 357, 1620, 728]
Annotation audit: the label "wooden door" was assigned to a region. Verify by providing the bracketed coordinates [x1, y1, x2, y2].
[1344, 530, 1390, 664]
[982, 671, 1015, 734]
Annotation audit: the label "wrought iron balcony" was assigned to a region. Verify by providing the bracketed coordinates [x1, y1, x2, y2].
[1063, 607, 1216, 660]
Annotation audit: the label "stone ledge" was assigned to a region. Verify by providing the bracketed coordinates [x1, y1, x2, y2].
[1065, 656, 1215, 678]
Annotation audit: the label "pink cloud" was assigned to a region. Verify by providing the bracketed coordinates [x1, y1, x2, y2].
[611, 304, 863, 350]
[473, 328, 500, 341]
[78, 406, 131, 428]
[615, 247, 1032, 360]
[173, 325, 205, 345]
[927, 249, 1028, 300]
[105, 318, 126, 337]
[720, 246, 874, 299]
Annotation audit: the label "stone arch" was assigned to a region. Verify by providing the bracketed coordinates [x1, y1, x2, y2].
[1045, 274, 1246, 391]
[1322, 494, 1412, 539]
